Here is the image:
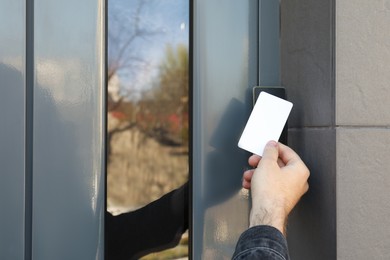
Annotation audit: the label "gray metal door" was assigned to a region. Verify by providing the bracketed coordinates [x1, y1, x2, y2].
[0, 0, 105, 259]
[192, 0, 280, 258]
[0, 1, 26, 258]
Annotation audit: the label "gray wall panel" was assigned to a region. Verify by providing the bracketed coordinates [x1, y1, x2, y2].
[281, 0, 334, 127]
[192, 0, 258, 258]
[0, 0, 26, 259]
[288, 129, 336, 260]
[32, 0, 105, 259]
[280, 0, 336, 259]
[259, 0, 281, 86]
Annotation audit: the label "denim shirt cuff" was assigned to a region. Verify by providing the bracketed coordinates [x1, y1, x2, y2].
[232, 225, 290, 260]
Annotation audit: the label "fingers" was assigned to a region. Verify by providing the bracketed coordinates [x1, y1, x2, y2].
[242, 169, 254, 189]
[250, 142, 305, 170]
[278, 143, 310, 179]
[248, 142, 287, 168]
[243, 169, 254, 182]
[248, 154, 261, 168]
[304, 182, 309, 193]
[278, 142, 302, 165]
[242, 179, 251, 189]
[261, 140, 279, 162]
[277, 158, 285, 167]
[245, 142, 309, 192]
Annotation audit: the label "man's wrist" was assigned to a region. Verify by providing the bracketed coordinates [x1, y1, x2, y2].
[249, 207, 287, 236]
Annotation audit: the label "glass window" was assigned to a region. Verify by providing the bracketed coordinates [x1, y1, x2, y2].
[106, 0, 189, 259]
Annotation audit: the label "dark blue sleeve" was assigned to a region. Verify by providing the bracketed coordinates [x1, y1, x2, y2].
[106, 183, 189, 259]
[232, 225, 290, 260]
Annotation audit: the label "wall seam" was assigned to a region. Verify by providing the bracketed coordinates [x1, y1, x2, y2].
[331, 0, 336, 127]
[289, 125, 390, 130]
[336, 126, 390, 129]
[289, 126, 335, 130]
[25, 0, 33, 259]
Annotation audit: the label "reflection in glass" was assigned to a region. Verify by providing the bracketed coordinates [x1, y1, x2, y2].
[107, 0, 189, 259]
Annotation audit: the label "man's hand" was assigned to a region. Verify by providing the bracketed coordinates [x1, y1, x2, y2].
[242, 141, 310, 236]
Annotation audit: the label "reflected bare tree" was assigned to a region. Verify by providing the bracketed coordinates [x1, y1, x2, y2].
[107, 0, 163, 106]
[108, 0, 160, 92]
[107, 1, 189, 258]
[107, 0, 162, 156]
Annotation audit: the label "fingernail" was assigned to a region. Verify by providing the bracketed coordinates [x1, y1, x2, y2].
[268, 140, 278, 147]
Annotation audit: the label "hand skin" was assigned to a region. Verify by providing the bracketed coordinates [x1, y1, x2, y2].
[242, 141, 310, 236]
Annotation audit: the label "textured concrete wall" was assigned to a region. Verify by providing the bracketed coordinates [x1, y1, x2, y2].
[336, 0, 390, 126]
[282, 0, 390, 259]
[336, 1, 390, 259]
[337, 129, 390, 259]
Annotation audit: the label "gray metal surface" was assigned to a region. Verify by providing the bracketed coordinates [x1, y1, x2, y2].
[281, 0, 334, 127]
[192, 0, 258, 258]
[259, 0, 281, 86]
[280, 0, 337, 259]
[32, 0, 105, 259]
[0, 0, 26, 259]
[288, 129, 336, 260]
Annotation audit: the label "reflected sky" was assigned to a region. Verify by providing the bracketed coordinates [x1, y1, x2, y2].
[109, 0, 189, 96]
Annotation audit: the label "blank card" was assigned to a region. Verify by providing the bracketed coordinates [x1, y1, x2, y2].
[238, 92, 293, 156]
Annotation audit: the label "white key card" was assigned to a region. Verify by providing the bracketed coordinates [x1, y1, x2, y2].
[238, 92, 293, 156]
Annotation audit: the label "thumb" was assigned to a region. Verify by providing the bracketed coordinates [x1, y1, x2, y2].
[261, 140, 279, 162]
